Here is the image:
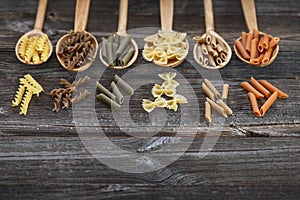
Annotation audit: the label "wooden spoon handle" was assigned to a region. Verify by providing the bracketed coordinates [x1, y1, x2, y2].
[203, 0, 214, 32]
[241, 0, 258, 31]
[74, 0, 91, 32]
[117, 0, 128, 34]
[34, 0, 48, 30]
[160, 0, 173, 30]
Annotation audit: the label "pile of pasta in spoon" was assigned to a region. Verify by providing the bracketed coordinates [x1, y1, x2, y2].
[142, 29, 188, 65]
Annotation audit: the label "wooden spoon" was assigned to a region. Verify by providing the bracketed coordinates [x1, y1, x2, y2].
[234, 0, 279, 67]
[193, 0, 232, 69]
[99, 0, 138, 69]
[144, 0, 189, 67]
[56, 0, 98, 72]
[15, 0, 53, 65]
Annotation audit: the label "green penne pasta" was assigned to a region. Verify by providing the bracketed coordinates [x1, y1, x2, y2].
[101, 38, 108, 61]
[112, 43, 118, 64]
[106, 42, 114, 66]
[114, 74, 134, 95]
[96, 93, 121, 110]
[111, 81, 124, 104]
[96, 82, 116, 101]
[114, 33, 121, 46]
[116, 35, 132, 57]
[120, 47, 134, 66]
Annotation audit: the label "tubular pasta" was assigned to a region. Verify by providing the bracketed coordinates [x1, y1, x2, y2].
[262, 34, 270, 49]
[240, 82, 264, 99]
[206, 97, 227, 118]
[258, 37, 264, 53]
[250, 77, 271, 98]
[245, 32, 253, 52]
[203, 79, 222, 100]
[222, 84, 229, 99]
[216, 99, 232, 115]
[234, 40, 250, 60]
[250, 38, 258, 60]
[97, 93, 121, 110]
[269, 37, 280, 48]
[253, 29, 259, 40]
[250, 54, 264, 65]
[258, 80, 288, 98]
[262, 47, 273, 65]
[248, 92, 261, 117]
[202, 82, 215, 101]
[205, 101, 212, 123]
[260, 91, 278, 116]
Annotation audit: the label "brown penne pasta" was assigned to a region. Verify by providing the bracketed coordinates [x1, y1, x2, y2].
[245, 32, 253, 52]
[250, 77, 271, 98]
[258, 37, 264, 53]
[205, 101, 212, 123]
[216, 99, 232, 115]
[240, 82, 264, 99]
[206, 97, 227, 118]
[262, 47, 273, 65]
[258, 80, 288, 98]
[262, 34, 270, 49]
[250, 53, 264, 65]
[222, 84, 229, 99]
[260, 91, 278, 116]
[234, 40, 250, 60]
[202, 82, 215, 101]
[269, 37, 280, 48]
[241, 32, 247, 47]
[253, 29, 259, 40]
[248, 92, 261, 117]
[204, 79, 222, 100]
[250, 38, 259, 60]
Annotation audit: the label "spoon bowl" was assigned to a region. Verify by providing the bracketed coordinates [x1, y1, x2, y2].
[234, 0, 279, 67]
[193, 30, 232, 69]
[56, 0, 98, 72]
[15, 0, 52, 65]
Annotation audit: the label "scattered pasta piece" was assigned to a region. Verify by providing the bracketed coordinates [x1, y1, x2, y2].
[12, 74, 43, 115]
[142, 72, 187, 113]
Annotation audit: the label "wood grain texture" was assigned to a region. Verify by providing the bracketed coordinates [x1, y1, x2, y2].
[0, 0, 299, 199]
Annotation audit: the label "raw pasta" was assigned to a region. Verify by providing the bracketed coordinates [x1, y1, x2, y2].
[206, 97, 227, 118]
[240, 82, 264, 99]
[250, 77, 271, 98]
[152, 84, 176, 97]
[12, 85, 26, 107]
[258, 80, 288, 98]
[202, 82, 215, 101]
[18, 36, 28, 59]
[111, 81, 124, 104]
[114, 74, 134, 95]
[203, 79, 222, 100]
[260, 91, 278, 116]
[222, 84, 229, 99]
[97, 93, 121, 110]
[248, 92, 261, 117]
[205, 101, 212, 123]
[71, 90, 90, 103]
[216, 99, 232, 115]
[24, 74, 44, 92]
[19, 90, 33, 115]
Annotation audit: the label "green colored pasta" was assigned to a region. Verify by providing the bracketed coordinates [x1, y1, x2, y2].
[96, 93, 121, 110]
[96, 82, 116, 101]
[119, 47, 134, 66]
[106, 42, 114, 66]
[101, 38, 108, 60]
[111, 81, 124, 104]
[116, 35, 132, 57]
[114, 74, 134, 95]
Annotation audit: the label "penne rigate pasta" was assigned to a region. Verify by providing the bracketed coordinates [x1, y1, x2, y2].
[269, 37, 280, 48]
[111, 81, 124, 104]
[250, 77, 271, 98]
[241, 32, 247, 47]
[253, 28, 259, 40]
[205, 101, 212, 123]
[258, 80, 288, 98]
[201, 44, 208, 55]
[222, 84, 229, 99]
[260, 91, 278, 116]
[202, 82, 215, 101]
[114, 74, 134, 95]
[258, 37, 264, 53]
[205, 31, 212, 44]
[204, 79, 222, 100]
[216, 99, 232, 115]
[250, 54, 264, 65]
[248, 92, 261, 117]
[96, 82, 117, 101]
[234, 40, 250, 60]
[240, 82, 264, 99]
[262, 47, 273, 65]
[250, 38, 259, 60]
[211, 35, 217, 49]
[208, 54, 216, 67]
[96, 93, 121, 110]
[262, 34, 270, 49]
[206, 97, 227, 118]
[245, 32, 253, 52]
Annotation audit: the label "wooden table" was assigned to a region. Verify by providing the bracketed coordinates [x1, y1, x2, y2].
[0, 0, 299, 199]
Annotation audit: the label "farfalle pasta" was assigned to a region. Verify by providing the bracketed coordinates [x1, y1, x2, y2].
[142, 72, 187, 113]
[143, 29, 188, 65]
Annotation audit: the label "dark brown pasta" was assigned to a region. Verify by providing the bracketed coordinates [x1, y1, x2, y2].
[71, 90, 90, 103]
[57, 31, 96, 69]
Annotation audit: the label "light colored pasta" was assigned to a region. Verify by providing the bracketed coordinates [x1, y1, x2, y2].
[19, 90, 33, 115]
[205, 101, 212, 123]
[12, 85, 26, 107]
[166, 94, 188, 112]
[142, 97, 168, 113]
[216, 99, 232, 115]
[152, 84, 176, 97]
[203, 79, 222, 100]
[24, 36, 37, 63]
[19, 78, 41, 96]
[24, 74, 44, 92]
[206, 97, 227, 118]
[18, 35, 28, 59]
[202, 82, 215, 101]
[222, 84, 229, 99]
[36, 34, 48, 51]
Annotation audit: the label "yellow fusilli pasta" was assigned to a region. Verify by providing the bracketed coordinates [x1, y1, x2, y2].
[19, 90, 33, 115]
[24, 36, 37, 63]
[24, 74, 44, 92]
[18, 35, 28, 59]
[40, 42, 50, 62]
[36, 34, 48, 51]
[12, 85, 26, 107]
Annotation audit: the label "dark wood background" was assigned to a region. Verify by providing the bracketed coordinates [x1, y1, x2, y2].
[0, 0, 299, 199]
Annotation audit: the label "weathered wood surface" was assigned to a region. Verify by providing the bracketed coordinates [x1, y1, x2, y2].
[0, 0, 299, 199]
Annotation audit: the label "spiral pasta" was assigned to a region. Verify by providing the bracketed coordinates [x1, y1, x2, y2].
[12, 85, 26, 107]
[24, 36, 37, 63]
[18, 35, 28, 59]
[19, 90, 33, 115]
[36, 34, 48, 51]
